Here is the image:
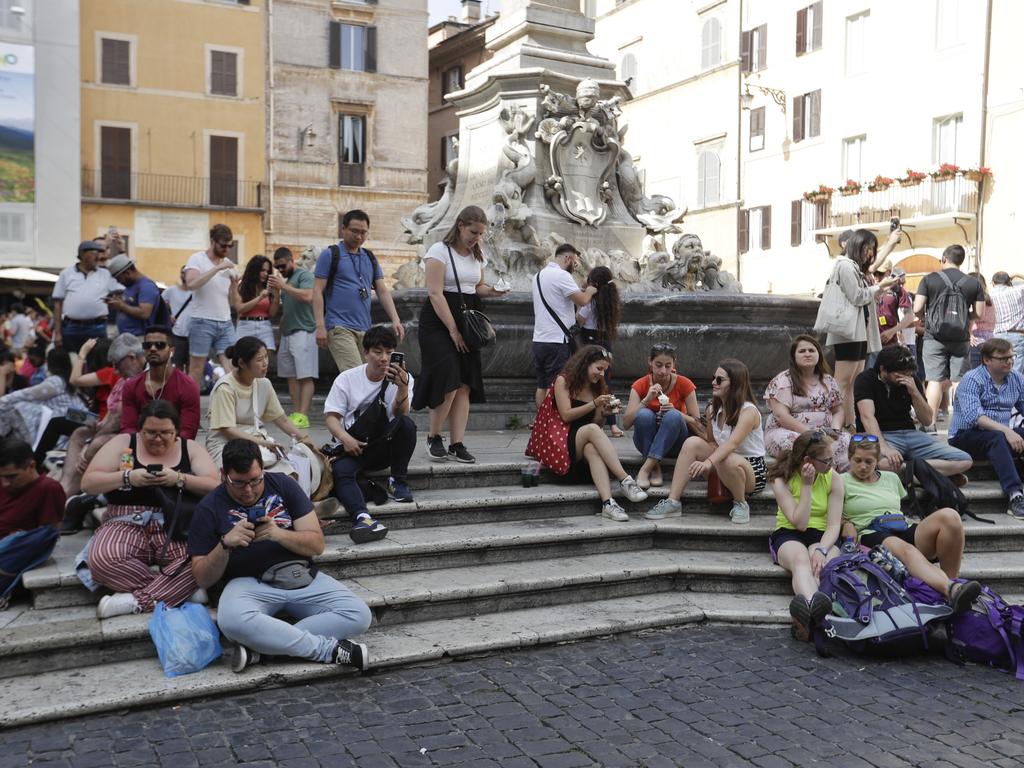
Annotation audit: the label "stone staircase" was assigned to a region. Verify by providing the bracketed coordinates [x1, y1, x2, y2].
[2, 431, 1020, 728]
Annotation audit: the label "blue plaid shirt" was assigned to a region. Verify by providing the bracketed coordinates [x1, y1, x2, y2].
[949, 365, 1024, 440]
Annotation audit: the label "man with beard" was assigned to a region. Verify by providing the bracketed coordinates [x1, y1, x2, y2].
[269, 247, 317, 429]
[120, 326, 201, 439]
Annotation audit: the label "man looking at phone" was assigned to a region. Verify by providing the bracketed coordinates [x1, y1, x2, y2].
[855, 345, 972, 482]
[105, 254, 163, 338]
[184, 224, 239, 392]
[323, 325, 415, 544]
[269, 247, 317, 428]
[51, 241, 121, 352]
[120, 326, 201, 439]
[189, 439, 372, 673]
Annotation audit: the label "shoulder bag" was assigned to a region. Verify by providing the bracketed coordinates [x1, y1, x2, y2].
[525, 387, 571, 475]
[813, 258, 861, 337]
[447, 246, 495, 351]
[535, 272, 582, 353]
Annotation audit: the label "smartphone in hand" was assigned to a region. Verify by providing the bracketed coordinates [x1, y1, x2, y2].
[146, 464, 163, 475]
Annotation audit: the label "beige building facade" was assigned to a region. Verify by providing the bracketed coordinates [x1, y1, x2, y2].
[268, 0, 428, 277]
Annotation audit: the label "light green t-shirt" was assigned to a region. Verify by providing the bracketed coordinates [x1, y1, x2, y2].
[842, 470, 907, 533]
[774, 469, 833, 531]
[280, 267, 316, 335]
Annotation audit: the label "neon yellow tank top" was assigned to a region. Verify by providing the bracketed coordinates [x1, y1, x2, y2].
[774, 469, 833, 531]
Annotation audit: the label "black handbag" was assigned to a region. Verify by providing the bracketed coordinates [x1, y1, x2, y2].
[321, 380, 401, 458]
[447, 246, 495, 351]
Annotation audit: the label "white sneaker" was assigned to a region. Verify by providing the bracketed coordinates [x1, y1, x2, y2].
[730, 500, 751, 525]
[619, 475, 648, 503]
[601, 499, 630, 522]
[97, 592, 140, 619]
[188, 588, 209, 604]
[644, 498, 682, 520]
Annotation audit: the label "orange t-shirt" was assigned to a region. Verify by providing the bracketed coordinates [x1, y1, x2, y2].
[631, 374, 696, 413]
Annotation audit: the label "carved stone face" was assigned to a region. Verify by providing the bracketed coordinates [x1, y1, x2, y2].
[673, 235, 704, 264]
[575, 79, 600, 111]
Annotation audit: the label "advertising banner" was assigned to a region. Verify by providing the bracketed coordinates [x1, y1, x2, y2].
[0, 42, 35, 203]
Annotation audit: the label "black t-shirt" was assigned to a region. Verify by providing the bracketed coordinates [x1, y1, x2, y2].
[187, 472, 314, 582]
[853, 369, 925, 433]
[916, 268, 982, 340]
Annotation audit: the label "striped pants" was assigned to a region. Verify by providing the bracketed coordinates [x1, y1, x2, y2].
[89, 517, 197, 612]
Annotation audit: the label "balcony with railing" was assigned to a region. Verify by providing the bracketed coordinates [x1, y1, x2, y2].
[811, 174, 981, 236]
[82, 170, 264, 210]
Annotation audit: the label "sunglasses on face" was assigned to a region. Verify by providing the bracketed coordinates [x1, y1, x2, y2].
[850, 434, 880, 443]
[215, 240, 236, 249]
[712, 376, 729, 385]
[142, 341, 168, 350]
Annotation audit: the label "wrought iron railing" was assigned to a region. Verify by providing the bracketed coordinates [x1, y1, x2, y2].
[82, 170, 263, 209]
[824, 175, 979, 229]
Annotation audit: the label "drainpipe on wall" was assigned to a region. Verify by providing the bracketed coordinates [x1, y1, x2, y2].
[974, 0, 993, 273]
[735, 0, 743, 285]
[266, 0, 275, 237]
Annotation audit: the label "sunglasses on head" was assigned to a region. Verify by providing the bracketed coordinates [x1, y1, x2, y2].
[142, 341, 168, 350]
[850, 434, 880, 443]
[651, 343, 676, 355]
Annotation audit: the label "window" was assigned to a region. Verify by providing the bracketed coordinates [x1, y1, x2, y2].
[749, 107, 765, 152]
[791, 200, 825, 246]
[842, 135, 866, 182]
[209, 135, 239, 207]
[100, 126, 132, 199]
[791, 89, 821, 142]
[0, 213, 26, 242]
[933, 113, 963, 164]
[329, 22, 377, 72]
[442, 66, 463, 96]
[209, 50, 238, 97]
[740, 24, 767, 73]
[440, 134, 457, 171]
[936, 0, 965, 48]
[845, 11, 869, 75]
[796, 2, 823, 55]
[738, 205, 771, 253]
[100, 38, 131, 86]
[619, 53, 637, 94]
[696, 151, 721, 208]
[701, 18, 722, 70]
[339, 114, 366, 187]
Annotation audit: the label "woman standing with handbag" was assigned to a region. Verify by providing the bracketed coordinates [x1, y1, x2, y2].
[413, 205, 507, 464]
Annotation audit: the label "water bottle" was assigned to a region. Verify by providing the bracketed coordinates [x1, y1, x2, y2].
[841, 536, 857, 554]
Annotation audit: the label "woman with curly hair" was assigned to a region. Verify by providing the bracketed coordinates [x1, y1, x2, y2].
[577, 265, 624, 437]
[552, 345, 647, 521]
[645, 358, 766, 524]
[767, 430, 843, 641]
[233, 255, 279, 354]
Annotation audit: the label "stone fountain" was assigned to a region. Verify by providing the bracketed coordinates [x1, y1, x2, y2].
[389, 0, 817, 385]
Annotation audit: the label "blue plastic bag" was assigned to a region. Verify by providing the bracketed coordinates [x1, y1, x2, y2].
[148, 601, 223, 678]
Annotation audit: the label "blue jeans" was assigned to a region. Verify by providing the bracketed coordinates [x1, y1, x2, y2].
[882, 429, 972, 464]
[996, 332, 1024, 376]
[950, 427, 1024, 497]
[216, 572, 372, 663]
[61, 320, 107, 354]
[331, 416, 416, 516]
[631, 408, 686, 461]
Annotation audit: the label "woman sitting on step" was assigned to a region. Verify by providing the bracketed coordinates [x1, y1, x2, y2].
[842, 434, 981, 613]
[767, 430, 843, 641]
[552, 345, 648, 522]
[644, 358, 767, 524]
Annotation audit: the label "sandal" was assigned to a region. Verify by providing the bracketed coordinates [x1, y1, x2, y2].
[789, 595, 812, 642]
[949, 580, 981, 614]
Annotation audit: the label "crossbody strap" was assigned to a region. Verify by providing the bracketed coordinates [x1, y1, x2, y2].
[445, 246, 469, 312]
[172, 294, 192, 322]
[535, 271, 574, 343]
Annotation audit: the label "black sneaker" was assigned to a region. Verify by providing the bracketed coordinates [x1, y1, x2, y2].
[949, 580, 982, 614]
[426, 435, 448, 462]
[388, 476, 414, 503]
[332, 638, 369, 670]
[789, 595, 811, 642]
[231, 644, 261, 673]
[809, 591, 832, 625]
[61, 493, 99, 535]
[349, 513, 388, 544]
[448, 442, 476, 464]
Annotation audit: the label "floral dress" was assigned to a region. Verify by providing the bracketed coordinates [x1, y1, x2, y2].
[763, 370, 850, 471]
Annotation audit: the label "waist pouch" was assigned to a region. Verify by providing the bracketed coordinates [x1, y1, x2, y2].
[258, 560, 317, 590]
[868, 513, 910, 535]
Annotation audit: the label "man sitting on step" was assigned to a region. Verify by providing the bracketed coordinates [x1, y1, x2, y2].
[188, 439, 372, 673]
[323, 324, 416, 545]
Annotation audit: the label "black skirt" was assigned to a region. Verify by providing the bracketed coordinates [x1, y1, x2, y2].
[412, 291, 486, 410]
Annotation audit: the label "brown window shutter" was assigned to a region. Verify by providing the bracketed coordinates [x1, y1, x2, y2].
[792, 94, 804, 142]
[740, 30, 751, 73]
[812, 2, 823, 49]
[329, 21, 341, 68]
[761, 205, 772, 250]
[791, 200, 802, 246]
[757, 25, 767, 69]
[809, 89, 821, 137]
[796, 7, 806, 55]
[211, 51, 237, 96]
[101, 38, 130, 85]
[100, 126, 131, 199]
[738, 209, 749, 254]
[209, 135, 239, 206]
[365, 27, 377, 73]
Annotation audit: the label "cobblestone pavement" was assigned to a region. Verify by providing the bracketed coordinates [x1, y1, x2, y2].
[4, 625, 1024, 768]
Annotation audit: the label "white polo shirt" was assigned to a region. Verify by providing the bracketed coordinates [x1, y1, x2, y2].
[52, 264, 121, 321]
[532, 262, 581, 343]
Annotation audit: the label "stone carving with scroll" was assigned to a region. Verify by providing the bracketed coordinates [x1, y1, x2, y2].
[401, 140, 459, 244]
[488, 105, 539, 248]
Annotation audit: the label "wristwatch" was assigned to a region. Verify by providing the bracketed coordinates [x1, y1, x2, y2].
[219, 536, 232, 551]
[815, 547, 830, 557]
[176, 472, 186, 489]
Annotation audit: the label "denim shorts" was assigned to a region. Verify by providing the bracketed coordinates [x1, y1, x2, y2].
[236, 318, 276, 350]
[189, 317, 236, 357]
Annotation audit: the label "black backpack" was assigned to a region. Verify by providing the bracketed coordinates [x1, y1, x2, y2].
[325, 244, 380, 297]
[900, 457, 992, 524]
[925, 271, 972, 343]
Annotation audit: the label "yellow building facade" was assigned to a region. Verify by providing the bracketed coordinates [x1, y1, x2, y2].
[79, 0, 265, 285]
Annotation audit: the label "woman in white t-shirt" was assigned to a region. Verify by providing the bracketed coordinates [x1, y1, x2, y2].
[412, 205, 507, 464]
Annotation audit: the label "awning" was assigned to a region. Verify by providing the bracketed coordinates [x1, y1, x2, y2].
[0, 268, 59, 283]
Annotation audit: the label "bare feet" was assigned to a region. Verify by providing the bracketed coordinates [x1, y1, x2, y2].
[609, 425, 624, 438]
[636, 468, 651, 490]
[650, 465, 663, 487]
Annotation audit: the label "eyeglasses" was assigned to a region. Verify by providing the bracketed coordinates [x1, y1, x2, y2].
[990, 354, 1017, 362]
[226, 474, 264, 489]
[141, 429, 176, 439]
[712, 376, 729, 385]
[850, 434, 880, 443]
[142, 341, 168, 350]
[809, 455, 833, 467]
[344, 229, 369, 239]
[650, 343, 677, 355]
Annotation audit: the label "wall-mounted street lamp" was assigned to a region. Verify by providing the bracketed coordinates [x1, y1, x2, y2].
[301, 124, 317, 147]
[741, 83, 786, 113]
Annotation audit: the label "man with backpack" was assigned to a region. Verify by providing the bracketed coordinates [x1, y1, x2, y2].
[105, 254, 167, 338]
[949, 337, 1024, 518]
[312, 210, 404, 375]
[913, 245, 985, 430]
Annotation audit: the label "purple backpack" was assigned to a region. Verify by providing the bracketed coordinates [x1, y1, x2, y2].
[907, 578, 1024, 679]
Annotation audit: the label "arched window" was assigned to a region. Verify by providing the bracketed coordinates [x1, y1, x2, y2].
[619, 53, 637, 94]
[701, 18, 722, 70]
[697, 151, 721, 207]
